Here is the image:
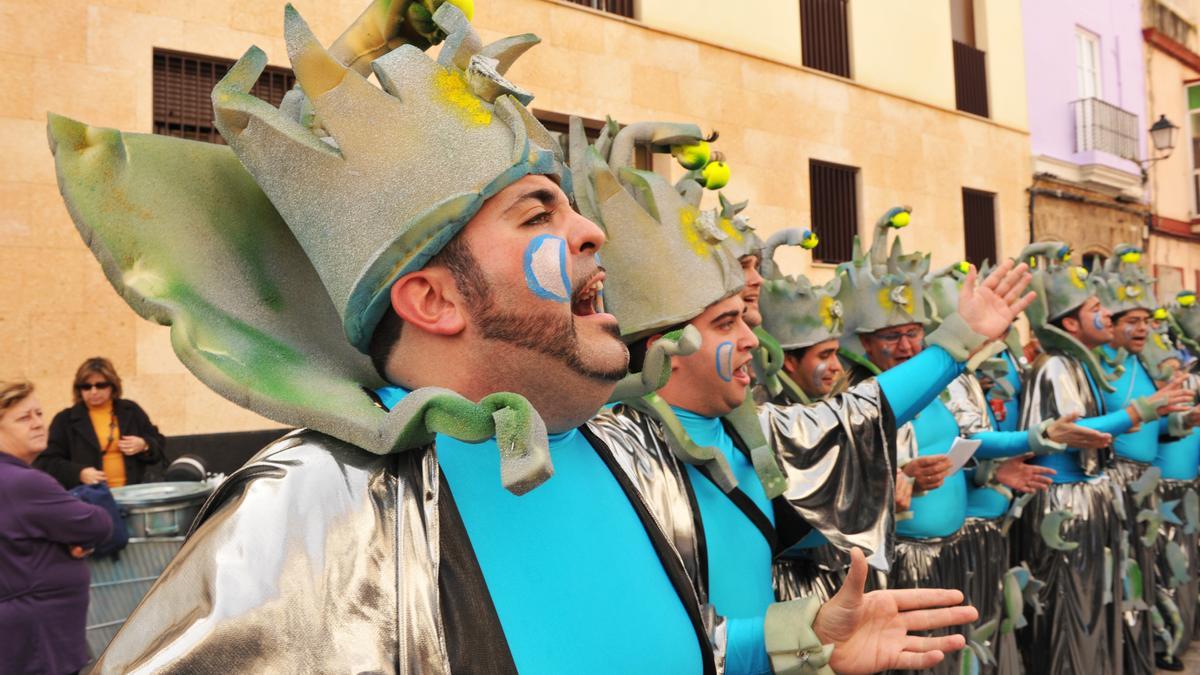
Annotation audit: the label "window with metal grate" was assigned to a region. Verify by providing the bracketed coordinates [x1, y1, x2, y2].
[799, 0, 851, 78]
[809, 160, 859, 264]
[561, 0, 635, 19]
[962, 188, 996, 268]
[153, 49, 295, 144]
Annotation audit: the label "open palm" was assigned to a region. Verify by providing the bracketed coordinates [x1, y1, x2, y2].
[956, 259, 1035, 342]
[814, 549, 978, 674]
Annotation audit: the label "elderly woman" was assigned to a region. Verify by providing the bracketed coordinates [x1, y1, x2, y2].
[0, 380, 113, 674]
[36, 357, 164, 488]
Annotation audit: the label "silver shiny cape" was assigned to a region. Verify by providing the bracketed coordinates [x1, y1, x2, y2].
[1020, 351, 1111, 475]
[590, 378, 897, 581]
[92, 428, 720, 674]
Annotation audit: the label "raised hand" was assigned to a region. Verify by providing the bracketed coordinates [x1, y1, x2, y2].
[956, 259, 1035, 342]
[1045, 412, 1111, 450]
[903, 456, 952, 492]
[813, 548, 978, 674]
[994, 454, 1056, 493]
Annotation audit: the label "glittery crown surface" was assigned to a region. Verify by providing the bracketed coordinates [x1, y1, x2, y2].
[212, 3, 566, 352]
[714, 193, 763, 261]
[1171, 290, 1200, 349]
[569, 118, 743, 340]
[758, 229, 843, 350]
[1021, 242, 1094, 322]
[926, 261, 971, 326]
[835, 207, 928, 356]
[1093, 243, 1157, 316]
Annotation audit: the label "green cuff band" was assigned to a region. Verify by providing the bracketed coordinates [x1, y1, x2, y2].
[1132, 395, 1161, 423]
[925, 311, 989, 364]
[765, 597, 836, 675]
[1028, 418, 1067, 456]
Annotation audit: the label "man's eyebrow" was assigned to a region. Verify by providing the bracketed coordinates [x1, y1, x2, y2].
[711, 309, 741, 325]
[501, 188, 559, 217]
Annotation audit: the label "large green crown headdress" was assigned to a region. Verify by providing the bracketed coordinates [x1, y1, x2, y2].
[1022, 241, 1116, 392]
[1093, 244, 1157, 316]
[1169, 290, 1200, 352]
[835, 206, 929, 357]
[1140, 312, 1184, 382]
[213, 2, 566, 351]
[713, 193, 764, 261]
[569, 119, 743, 341]
[758, 229, 842, 350]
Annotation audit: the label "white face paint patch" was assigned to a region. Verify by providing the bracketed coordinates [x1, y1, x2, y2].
[523, 234, 570, 302]
[811, 361, 830, 391]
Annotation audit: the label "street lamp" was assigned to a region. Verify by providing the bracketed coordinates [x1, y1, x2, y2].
[1141, 114, 1178, 184]
[1149, 114, 1178, 157]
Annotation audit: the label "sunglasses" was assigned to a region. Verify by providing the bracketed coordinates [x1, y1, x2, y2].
[77, 382, 113, 391]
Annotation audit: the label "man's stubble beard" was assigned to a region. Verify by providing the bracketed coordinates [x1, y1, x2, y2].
[442, 239, 629, 382]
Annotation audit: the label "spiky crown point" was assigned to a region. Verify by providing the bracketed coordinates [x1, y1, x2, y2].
[836, 207, 929, 356]
[759, 229, 843, 350]
[569, 118, 742, 341]
[212, 3, 566, 352]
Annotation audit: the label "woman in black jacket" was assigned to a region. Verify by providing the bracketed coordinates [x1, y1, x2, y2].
[35, 357, 165, 489]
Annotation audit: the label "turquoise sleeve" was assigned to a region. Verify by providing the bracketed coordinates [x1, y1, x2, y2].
[878, 346, 964, 425]
[972, 430, 1030, 459]
[726, 615, 771, 675]
[1074, 409, 1135, 436]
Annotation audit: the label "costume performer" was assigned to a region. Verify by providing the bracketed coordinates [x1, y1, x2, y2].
[835, 214, 1045, 675]
[927, 255, 1103, 675]
[568, 118, 1032, 673]
[1093, 244, 1195, 674]
[1012, 246, 1186, 675]
[1151, 291, 1200, 667]
[752, 229, 863, 605]
[46, 3, 992, 673]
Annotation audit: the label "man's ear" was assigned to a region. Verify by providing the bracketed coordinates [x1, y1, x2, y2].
[390, 268, 467, 336]
[1060, 316, 1080, 335]
[781, 351, 802, 377]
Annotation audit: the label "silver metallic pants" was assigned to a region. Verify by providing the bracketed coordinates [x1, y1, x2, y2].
[1011, 477, 1124, 675]
[1155, 479, 1199, 658]
[888, 521, 1002, 675]
[1110, 459, 1159, 675]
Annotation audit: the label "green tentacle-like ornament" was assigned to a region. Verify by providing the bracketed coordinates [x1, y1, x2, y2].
[1039, 509, 1080, 551]
[47, 2, 565, 496]
[609, 326, 702, 402]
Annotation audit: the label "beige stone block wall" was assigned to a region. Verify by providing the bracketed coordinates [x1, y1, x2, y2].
[2, 0, 1031, 436]
[1145, 43, 1197, 222]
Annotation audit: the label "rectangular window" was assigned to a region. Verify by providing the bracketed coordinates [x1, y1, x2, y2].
[950, 0, 988, 117]
[808, 160, 859, 264]
[561, 0, 634, 19]
[153, 49, 294, 145]
[1189, 84, 1200, 214]
[1076, 29, 1101, 100]
[961, 188, 996, 268]
[799, 0, 851, 78]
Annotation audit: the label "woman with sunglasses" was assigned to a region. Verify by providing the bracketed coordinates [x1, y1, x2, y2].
[35, 357, 165, 489]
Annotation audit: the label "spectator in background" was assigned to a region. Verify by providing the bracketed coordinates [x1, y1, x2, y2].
[0, 380, 113, 675]
[36, 357, 165, 489]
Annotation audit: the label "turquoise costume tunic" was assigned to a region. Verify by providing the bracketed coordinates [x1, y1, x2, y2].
[896, 399, 968, 539]
[1155, 427, 1200, 480]
[1033, 362, 1134, 483]
[1098, 345, 1161, 464]
[377, 387, 703, 675]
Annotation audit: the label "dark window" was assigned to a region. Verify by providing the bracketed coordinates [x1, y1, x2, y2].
[153, 49, 295, 144]
[809, 160, 859, 264]
[561, 0, 634, 19]
[800, 0, 851, 78]
[962, 188, 996, 267]
[950, 0, 988, 117]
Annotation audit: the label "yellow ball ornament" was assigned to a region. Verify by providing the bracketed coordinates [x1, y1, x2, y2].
[701, 161, 731, 190]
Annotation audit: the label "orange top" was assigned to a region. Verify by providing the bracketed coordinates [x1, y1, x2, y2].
[89, 402, 125, 488]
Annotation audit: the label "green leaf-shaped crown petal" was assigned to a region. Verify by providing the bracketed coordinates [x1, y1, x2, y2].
[758, 229, 844, 350]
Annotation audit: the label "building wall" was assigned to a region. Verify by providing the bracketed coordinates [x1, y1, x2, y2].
[1022, 0, 1146, 175]
[1, 0, 1031, 435]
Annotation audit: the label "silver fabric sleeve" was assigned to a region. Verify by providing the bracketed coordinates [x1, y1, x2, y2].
[760, 378, 896, 571]
[92, 430, 450, 674]
[1019, 352, 1109, 475]
[942, 373, 994, 436]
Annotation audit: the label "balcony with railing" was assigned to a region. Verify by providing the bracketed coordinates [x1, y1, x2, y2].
[1071, 97, 1140, 162]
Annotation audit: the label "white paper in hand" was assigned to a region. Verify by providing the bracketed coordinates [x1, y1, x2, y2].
[944, 437, 982, 475]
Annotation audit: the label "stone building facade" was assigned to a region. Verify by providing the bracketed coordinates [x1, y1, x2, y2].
[1, 0, 1032, 434]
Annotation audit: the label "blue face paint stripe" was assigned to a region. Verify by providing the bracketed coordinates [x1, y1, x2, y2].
[716, 341, 735, 382]
[1092, 311, 1105, 331]
[523, 234, 571, 303]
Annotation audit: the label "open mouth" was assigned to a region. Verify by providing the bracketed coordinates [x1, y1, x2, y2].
[572, 271, 606, 317]
[732, 360, 752, 385]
